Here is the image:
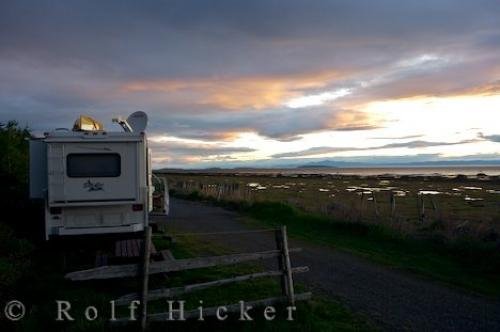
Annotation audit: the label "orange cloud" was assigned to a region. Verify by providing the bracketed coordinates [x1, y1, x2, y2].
[120, 70, 343, 110]
[201, 131, 244, 141]
[461, 81, 500, 96]
[326, 109, 382, 131]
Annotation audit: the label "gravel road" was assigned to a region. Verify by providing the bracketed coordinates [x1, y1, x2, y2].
[155, 198, 500, 331]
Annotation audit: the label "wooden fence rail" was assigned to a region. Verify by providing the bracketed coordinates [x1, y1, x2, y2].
[115, 266, 309, 305]
[65, 225, 309, 331]
[66, 248, 301, 281]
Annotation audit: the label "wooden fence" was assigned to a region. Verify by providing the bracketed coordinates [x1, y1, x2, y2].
[65, 225, 310, 330]
[171, 179, 449, 227]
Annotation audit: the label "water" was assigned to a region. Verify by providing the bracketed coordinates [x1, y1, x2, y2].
[193, 166, 500, 176]
[278, 166, 500, 176]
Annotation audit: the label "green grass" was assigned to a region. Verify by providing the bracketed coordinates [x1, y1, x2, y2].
[144, 296, 376, 332]
[1, 224, 376, 331]
[144, 233, 377, 332]
[173, 191, 500, 297]
[162, 173, 500, 239]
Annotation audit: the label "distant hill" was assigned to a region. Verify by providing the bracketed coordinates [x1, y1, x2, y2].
[300, 159, 500, 168]
[155, 157, 500, 172]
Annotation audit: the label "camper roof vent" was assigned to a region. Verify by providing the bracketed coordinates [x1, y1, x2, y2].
[73, 115, 104, 131]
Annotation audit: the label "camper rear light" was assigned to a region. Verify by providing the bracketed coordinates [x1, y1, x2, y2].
[132, 204, 143, 211]
[50, 207, 62, 214]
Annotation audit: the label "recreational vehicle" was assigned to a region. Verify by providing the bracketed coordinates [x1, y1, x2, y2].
[29, 112, 159, 240]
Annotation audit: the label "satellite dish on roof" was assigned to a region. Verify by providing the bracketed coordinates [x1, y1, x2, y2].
[127, 111, 148, 132]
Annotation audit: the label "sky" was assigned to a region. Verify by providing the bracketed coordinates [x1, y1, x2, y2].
[1, 0, 499, 168]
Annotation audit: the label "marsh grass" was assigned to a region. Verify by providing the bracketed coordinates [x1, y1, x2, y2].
[172, 190, 500, 297]
[163, 173, 500, 241]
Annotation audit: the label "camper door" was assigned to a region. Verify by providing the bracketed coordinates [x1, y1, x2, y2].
[48, 142, 140, 203]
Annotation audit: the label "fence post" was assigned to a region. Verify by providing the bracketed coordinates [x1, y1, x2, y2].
[279, 226, 295, 305]
[431, 196, 437, 211]
[420, 194, 425, 222]
[217, 184, 222, 201]
[372, 191, 379, 219]
[359, 192, 365, 220]
[390, 191, 396, 219]
[275, 228, 289, 299]
[416, 193, 426, 222]
[140, 226, 152, 331]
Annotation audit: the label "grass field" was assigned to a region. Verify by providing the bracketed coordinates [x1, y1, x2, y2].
[161, 172, 500, 297]
[161, 172, 500, 241]
[2, 230, 376, 332]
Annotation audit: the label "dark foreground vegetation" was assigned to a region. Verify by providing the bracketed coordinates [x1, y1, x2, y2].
[172, 189, 500, 297]
[0, 122, 375, 331]
[0, 122, 40, 297]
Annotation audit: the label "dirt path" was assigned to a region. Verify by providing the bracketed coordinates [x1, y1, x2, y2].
[156, 198, 500, 331]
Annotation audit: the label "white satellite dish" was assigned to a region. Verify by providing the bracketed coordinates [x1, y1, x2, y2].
[127, 111, 148, 133]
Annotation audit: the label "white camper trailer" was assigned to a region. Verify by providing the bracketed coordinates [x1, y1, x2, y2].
[30, 112, 155, 240]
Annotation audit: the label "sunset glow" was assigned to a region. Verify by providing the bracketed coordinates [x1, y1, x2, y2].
[0, 1, 499, 168]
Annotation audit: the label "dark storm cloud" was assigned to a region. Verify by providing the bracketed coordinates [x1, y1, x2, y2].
[1, 0, 499, 86]
[2, 0, 498, 72]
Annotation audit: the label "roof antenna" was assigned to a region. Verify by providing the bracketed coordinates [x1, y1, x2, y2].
[112, 116, 133, 132]
[113, 111, 148, 133]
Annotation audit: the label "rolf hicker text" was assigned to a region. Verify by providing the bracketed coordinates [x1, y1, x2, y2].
[54, 300, 297, 322]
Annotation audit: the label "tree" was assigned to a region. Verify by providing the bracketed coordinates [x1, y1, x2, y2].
[0, 121, 30, 192]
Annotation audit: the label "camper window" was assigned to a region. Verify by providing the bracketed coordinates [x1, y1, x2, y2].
[66, 153, 121, 177]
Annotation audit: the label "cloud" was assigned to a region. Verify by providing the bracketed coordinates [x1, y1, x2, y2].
[120, 70, 343, 110]
[284, 88, 351, 108]
[465, 81, 500, 95]
[370, 134, 423, 140]
[1, 0, 499, 167]
[149, 138, 255, 156]
[147, 138, 255, 165]
[478, 133, 500, 142]
[381, 139, 478, 149]
[272, 139, 478, 158]
[273, 146, 356, 158]
[148, 106, 379, 142]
